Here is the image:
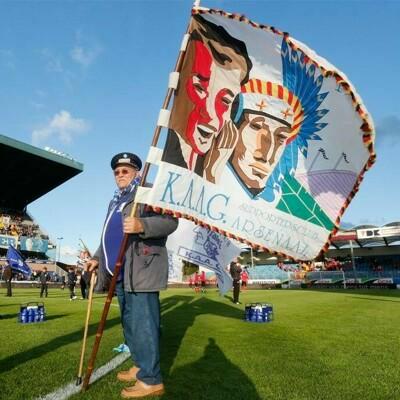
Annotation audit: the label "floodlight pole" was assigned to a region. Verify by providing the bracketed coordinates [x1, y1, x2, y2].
[81, 4, 198, 391]
[342, 269, 347, 289]
[56, 237, 63, 277]
[349, 239, 357, 279]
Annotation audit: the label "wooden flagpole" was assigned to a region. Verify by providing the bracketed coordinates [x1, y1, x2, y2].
[76, 239, 97, 386]
[81, 1, 200, 391]
[76, 270, 97, 385]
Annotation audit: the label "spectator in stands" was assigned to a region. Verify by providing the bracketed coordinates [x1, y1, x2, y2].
[241, 269, 249, 290]
[230, 259, 242, 304]
[39, 266, 50, 297]
[3, 263, 13, 297]
[10, 224, 19, 236]
[67, 267, 77, 300]
[0, 212, 44, 239]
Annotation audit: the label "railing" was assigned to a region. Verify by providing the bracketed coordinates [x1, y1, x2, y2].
[247, 265, 400, 285]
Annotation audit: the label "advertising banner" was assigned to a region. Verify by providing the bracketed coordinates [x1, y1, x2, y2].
[0, 234, 17, 249]
[19, 236, 49, 253]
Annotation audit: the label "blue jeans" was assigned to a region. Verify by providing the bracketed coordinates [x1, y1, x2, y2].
[115, 281, 126, 343]
[123, 291, 162, 385]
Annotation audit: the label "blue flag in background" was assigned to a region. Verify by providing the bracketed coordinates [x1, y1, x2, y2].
[6, 245, 31, 276]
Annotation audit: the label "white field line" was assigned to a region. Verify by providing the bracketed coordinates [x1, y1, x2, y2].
[36, 352, 130, 400]
[92, 301, 119, 308]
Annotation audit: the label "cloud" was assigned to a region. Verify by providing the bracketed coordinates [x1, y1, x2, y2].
[70, 30, 102, 67]
[60, 244, 78, 258]
[339, 221, 354, 229]
[30, 101, 45, 110]
[70, 45, 102, 67]
[41, 48, 64, 73]
[59, 244, 79, 264]
[357, 217, 389, 226]
[36, 89, 46, 98]
[32, 110, 90, 146]
[375, 115, 400, 147]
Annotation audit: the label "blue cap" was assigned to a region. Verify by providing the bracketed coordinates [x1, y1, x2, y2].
[110, 152, 142, 170]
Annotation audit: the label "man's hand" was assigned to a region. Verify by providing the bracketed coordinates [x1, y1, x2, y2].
[85, 259, 99, 272]
[123, 217, 144, 234]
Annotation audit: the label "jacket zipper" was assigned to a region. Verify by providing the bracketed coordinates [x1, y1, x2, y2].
[129, 240, 137, 291]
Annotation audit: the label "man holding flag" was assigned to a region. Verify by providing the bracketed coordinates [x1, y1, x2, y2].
[86, 152, 178, 398]
[3, 262, 13, 297]
[3, 245, 31, 297]
[6, 245, 31, 278]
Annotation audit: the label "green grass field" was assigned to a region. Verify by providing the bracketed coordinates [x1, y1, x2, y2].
[0, 287, 399, 400]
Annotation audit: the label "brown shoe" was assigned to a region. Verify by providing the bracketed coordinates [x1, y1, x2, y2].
[121, 380, 165, 398]
[117, 366, 140, 382]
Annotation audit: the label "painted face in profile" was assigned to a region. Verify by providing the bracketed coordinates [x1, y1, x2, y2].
[231, 112, 292, 191]
[184, 41, 240, 155]
[170, 39, 243, 161]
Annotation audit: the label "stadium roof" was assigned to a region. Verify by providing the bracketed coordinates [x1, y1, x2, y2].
[0, 134, 83, 211]
[330, 222, 400, 249]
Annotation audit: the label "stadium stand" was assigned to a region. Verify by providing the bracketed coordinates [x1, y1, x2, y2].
[0, 134, 83, 272]
[239, 224, 400, 288]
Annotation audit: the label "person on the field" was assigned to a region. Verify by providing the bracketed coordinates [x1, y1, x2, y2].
[194, 271, 200, 293]
[67, 267, 77, 300]
[241, 269, 249, 291]
[200, 270, 206, 293]
[85, 152, 178, 398]
[39, 266, 50, 297]
[3, 263, 12, 297]
[230, 259, 242, 304]
[79, 269, 91, 299]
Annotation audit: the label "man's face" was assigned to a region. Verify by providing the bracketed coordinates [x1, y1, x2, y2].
[231, 113, 292, 190]
[114, 165, 138, 190]
[174, 40, 241, 155]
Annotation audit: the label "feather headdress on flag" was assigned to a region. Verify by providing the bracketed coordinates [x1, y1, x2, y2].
[231, 38, 329, 201]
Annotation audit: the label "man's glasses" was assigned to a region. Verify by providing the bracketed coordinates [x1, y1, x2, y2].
[114, 168, 131, 177]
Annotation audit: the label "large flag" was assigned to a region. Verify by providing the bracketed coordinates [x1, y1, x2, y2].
[6, 245, 31, 276]
[136, 8, 375, 261]
[166, 219, 241, 294]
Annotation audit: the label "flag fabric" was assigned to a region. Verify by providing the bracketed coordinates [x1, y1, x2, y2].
[6, 245, 31, 276]
[136, 8, 375, 261]
[167, 251, 183, 283]
[166, 219, 241, 294]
